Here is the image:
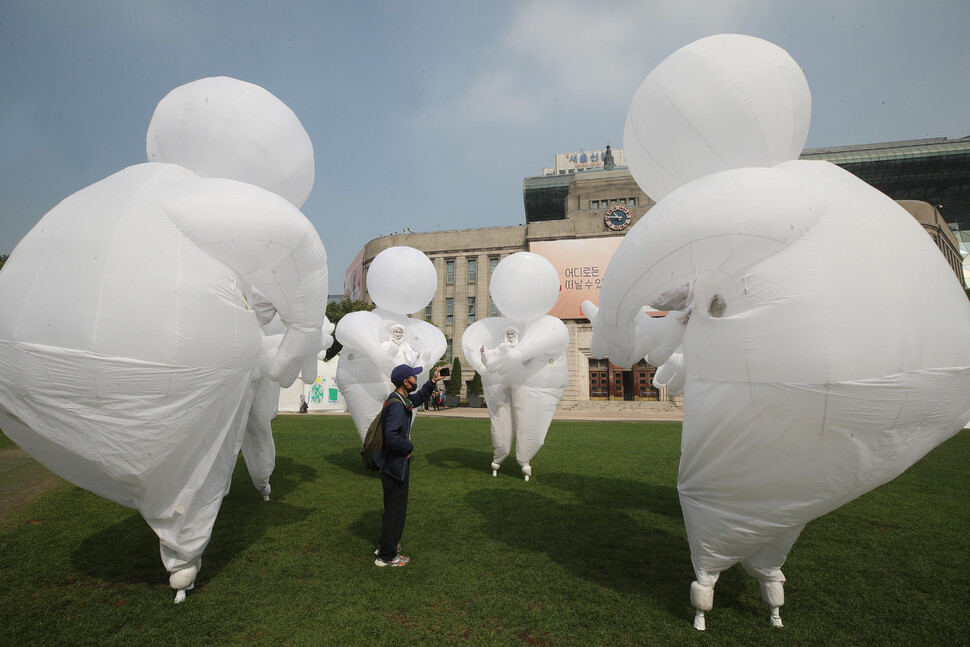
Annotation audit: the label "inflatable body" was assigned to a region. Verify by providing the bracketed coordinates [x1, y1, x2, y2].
[0, 77, 330, 601]
[462, 253, 568, 479]
[584, 35, 970, 629]
[336, 247, 445, 441]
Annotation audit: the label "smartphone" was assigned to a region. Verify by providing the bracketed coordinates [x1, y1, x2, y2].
[439, 367, 451, 377]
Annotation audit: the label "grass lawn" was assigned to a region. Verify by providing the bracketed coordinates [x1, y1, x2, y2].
[0, 415, 967, 646]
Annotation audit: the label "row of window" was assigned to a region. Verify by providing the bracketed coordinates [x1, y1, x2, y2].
[426, 296, 499, 324]
[445, 257, 500, 285]
[590, 197, 637, 210]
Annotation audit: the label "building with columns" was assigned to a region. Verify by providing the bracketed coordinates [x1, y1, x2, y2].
[343, 139, 967, 411]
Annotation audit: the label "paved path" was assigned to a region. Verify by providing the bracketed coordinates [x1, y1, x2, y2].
[302, 406, 684, 423]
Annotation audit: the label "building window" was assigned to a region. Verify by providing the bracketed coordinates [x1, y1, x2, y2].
[490, 297, 499, 317]
[467, 297, 476, 323]
[446, 259, 455, 284]
[424, 303, 432, 320]
[489, 257, 499, 276]
[629, 197, 637, 206]
[467, 258, 477, 283]
[446, 298, 453, 323]
[591, 200, 599, 209]
[446, 339, 453, 362]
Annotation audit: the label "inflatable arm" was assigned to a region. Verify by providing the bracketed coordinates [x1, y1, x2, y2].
[460, 320, 495, 374]
[335, 310, 394, 372]
[587, 168, 827, 367]
[515, 316, 569, 360]
[407, 319, 447, 369]
[161, 178, 328, 386]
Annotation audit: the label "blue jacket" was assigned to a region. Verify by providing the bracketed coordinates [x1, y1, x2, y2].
[374, 380, 435, 481]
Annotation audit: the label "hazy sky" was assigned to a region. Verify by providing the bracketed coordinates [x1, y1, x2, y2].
[2, 0, 968, 285]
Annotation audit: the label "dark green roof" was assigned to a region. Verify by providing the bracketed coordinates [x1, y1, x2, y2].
[802, 137, 970, 238]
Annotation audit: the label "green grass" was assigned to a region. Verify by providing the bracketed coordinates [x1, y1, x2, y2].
[0, 416, 967, 646]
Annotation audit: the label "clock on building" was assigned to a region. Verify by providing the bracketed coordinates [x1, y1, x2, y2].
[604, 205, 631, 231]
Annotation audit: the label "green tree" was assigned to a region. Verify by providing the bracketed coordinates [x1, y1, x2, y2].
[0, 254, 8, 272]
[324, 297, 375, 360]
[446, 357, 463, 396]
[467, 371, 483, 396]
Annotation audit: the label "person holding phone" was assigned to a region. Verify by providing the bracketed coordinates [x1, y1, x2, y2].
[373, 363, 447, 567]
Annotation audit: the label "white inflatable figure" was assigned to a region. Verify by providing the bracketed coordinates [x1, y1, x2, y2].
[583, 34, 970, 630]
[242, 294, 335, 502]
[462, 253, 569, 481]
[0, 77, 330, 603]
[335, 246, 446, 441]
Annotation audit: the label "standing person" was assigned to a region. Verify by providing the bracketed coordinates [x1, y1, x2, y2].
[373, 363, 445, 567]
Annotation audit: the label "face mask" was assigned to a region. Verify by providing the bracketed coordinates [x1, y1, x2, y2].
[405, 378, 418, 393]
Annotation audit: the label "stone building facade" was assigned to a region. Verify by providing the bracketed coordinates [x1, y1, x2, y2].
[348, 143, 965, 411]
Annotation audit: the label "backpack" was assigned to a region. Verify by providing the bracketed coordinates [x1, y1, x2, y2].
[360, 396, 405, 471]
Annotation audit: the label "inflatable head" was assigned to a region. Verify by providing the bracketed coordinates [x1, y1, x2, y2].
[623, 34, 811, 201]
[146, 76, 315, 208]
[367, 246, 438, 314]
[490, 252, 560, 322]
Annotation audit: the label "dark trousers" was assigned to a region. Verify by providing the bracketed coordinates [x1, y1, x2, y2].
[378, 470, 409, 561]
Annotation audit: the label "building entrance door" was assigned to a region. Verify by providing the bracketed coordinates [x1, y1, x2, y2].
[588, 359, 660, 401]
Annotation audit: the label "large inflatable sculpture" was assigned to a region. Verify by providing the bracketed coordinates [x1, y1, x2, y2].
[583, 34, 970, 630]
[335, 246, 446, 441]
[0, 77, 331, 602]
[462, 252, 568, 480]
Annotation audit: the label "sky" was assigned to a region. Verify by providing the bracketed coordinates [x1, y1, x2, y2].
[2, 0, 968, 288]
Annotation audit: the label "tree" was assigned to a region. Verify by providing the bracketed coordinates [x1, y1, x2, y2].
[0, 254, 7, 272]
[446, 357, 463, 396]
[467, 371, 483, 396]
[324, 297, 375, 360]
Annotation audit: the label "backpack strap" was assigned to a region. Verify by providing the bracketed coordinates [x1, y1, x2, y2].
[388, 392, 412, 411]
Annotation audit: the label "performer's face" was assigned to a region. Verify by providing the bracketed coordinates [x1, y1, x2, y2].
[506, 330, 518, 345]
[391, 328, 404, 342]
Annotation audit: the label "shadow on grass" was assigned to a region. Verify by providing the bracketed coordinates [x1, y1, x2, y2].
[537, 472, 683, 519]
[347, 509, 383, 547]
[324, 447, 372, 476]
[465, 483, 691, 616]
[423, 447, 493, 472]
[71, 455, 317, 588]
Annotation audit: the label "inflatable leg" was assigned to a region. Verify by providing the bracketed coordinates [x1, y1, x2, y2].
[689, 571, 719, 631]
[760, 580, 785, 627]
[171, 561, 200, 604]
[484, 384, 512, 474]
[241, 377, 280, 499]
[510, 386, 560, 479]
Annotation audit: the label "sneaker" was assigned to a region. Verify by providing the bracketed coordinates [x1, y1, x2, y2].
[374, 543, 402, 556]
[374, 554, 410, 567]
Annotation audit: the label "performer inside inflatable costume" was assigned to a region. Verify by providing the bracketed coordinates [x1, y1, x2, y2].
[0, 77, 331, 603]
[462, 252, 569, 480]
[583, 35, 970, 630]
[335, 246, 446, 441]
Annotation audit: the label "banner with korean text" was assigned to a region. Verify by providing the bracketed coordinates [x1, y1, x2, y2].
[529, 237, 624, 319]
